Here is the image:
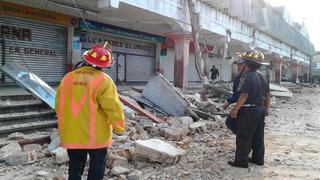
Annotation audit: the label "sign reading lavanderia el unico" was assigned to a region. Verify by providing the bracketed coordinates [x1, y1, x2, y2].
[79, 19, 165, 43]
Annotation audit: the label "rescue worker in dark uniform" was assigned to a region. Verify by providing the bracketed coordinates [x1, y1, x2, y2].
[228, 49, 271, 168]
[224, 52, 246, 134]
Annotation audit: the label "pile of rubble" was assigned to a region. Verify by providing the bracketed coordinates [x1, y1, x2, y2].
[0, 74, 228, 179]
[1, 74, 310, 179]
[0, 115, 225, 179]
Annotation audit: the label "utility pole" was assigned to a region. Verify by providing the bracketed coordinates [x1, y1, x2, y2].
[186, 0, 209, 85]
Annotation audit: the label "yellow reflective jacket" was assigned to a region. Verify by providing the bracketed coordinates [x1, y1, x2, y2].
[55, 66, 125, 149]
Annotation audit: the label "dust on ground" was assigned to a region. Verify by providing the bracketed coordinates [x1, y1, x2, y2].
[0, 87, 320, 180]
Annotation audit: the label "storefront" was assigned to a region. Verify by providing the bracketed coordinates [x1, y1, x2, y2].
[77, 20, 165, 83]
[0, 1, 77, 84]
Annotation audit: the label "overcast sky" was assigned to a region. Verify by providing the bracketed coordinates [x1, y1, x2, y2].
[267, 0, 320, 51]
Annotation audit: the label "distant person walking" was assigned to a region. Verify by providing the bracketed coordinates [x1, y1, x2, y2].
[210, 65, 219, 82]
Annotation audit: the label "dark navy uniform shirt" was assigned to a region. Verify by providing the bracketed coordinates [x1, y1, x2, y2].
[238, 71, 270, 105]
[227, 73, 242, 104]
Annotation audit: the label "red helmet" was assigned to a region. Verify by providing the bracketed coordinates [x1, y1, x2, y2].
[83, 42, 113, 68]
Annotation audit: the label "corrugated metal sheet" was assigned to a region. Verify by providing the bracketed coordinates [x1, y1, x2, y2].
[81, 31, 155, 82]
[0, 15, 67, 83]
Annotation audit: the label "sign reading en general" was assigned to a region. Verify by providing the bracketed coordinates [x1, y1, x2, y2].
[0, 1, 77, 27]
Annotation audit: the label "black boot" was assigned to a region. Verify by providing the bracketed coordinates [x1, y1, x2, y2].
[248, 158, 264, 166]
[228, 161, 248, 168]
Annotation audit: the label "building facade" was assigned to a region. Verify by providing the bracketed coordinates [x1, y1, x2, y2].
[0, 0, 315, 87]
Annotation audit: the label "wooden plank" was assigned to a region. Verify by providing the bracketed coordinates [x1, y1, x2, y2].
[119, 95, 165, 123]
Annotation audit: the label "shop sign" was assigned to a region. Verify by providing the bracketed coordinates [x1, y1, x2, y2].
[0, 1, 77, 27]
[80, 32, 154, 52]
[80, 19, 165, 43]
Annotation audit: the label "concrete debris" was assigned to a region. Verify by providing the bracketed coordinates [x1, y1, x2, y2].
[0, 142, 22, 161]
[159, 127, 189, 141]
[108, 153, 129, 168]
[5, 150, 37, 165]
[134, 139, 185, 164]
[189, 122, 207, 133]
[23, 144, 42, 152]
[270, 83, 291, 92]
[177, 116, 194, 126]
[135, 117, 154, 128]
[127, 170, 143, 180]
[114, 135, 130, 144]
[111, 166, 130, 175]
[270, 91, 293, 98]
[166, 117, 185, 128]
[48, 129, 60, 153]
[51, 147, 69, 164]
[7, 132, 25, 140]
[36, 170, 50, 177]
[113, 148, 134, 161]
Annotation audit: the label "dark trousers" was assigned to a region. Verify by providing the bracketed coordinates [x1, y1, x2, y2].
[225, 115, 237, 134]
[235, 106, 265, 164]
[67, 148, 108, 180]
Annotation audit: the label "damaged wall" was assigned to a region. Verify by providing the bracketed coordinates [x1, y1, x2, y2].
[160, 48, 232, 82]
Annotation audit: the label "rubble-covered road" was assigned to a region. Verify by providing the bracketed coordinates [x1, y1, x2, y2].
[0, 86, 320, 180]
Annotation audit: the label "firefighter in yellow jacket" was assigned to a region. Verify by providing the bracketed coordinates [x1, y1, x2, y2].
[55, 42, 125, 180]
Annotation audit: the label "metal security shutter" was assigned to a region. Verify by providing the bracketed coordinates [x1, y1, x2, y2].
[81, 31, 156, 82]
[126, 55, 154, 82]
[0, 15, 67, 83]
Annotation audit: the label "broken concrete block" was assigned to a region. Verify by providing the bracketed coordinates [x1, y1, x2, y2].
[108, 153, 129, 168]
[111, 166, 130, 175]
[135, 126, 149, 140]
[189, 122, 207, 133]
[166, 117, 184, 128]
[137, 118, 154, 128]
[114, 148, 134, 161]
[213, 115, 222, 121]
[23, 144, 42, 152]
[134, 139, 185, 164]
[177, 116, 194, 126]
[147, 126, 159, 136]
[0, 142, 22, 161]
[37, 151, 46, 159]
[7, 132, 25, 140]
[193, 93, 202, 103]
[5, 150, 37, 165]
[48, 130, 61, 153]
[36, 170, 50, 177]
[127, 170, 142, 180]
[51, 147, 69, 164]
[115, 135, 130, 144]
[50, 129, 59, 140]
[123, 104, 136, 119]
[159, 127, 188, 141]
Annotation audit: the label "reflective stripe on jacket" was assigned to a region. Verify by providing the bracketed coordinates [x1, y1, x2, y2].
[55, 66, 125, 149]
